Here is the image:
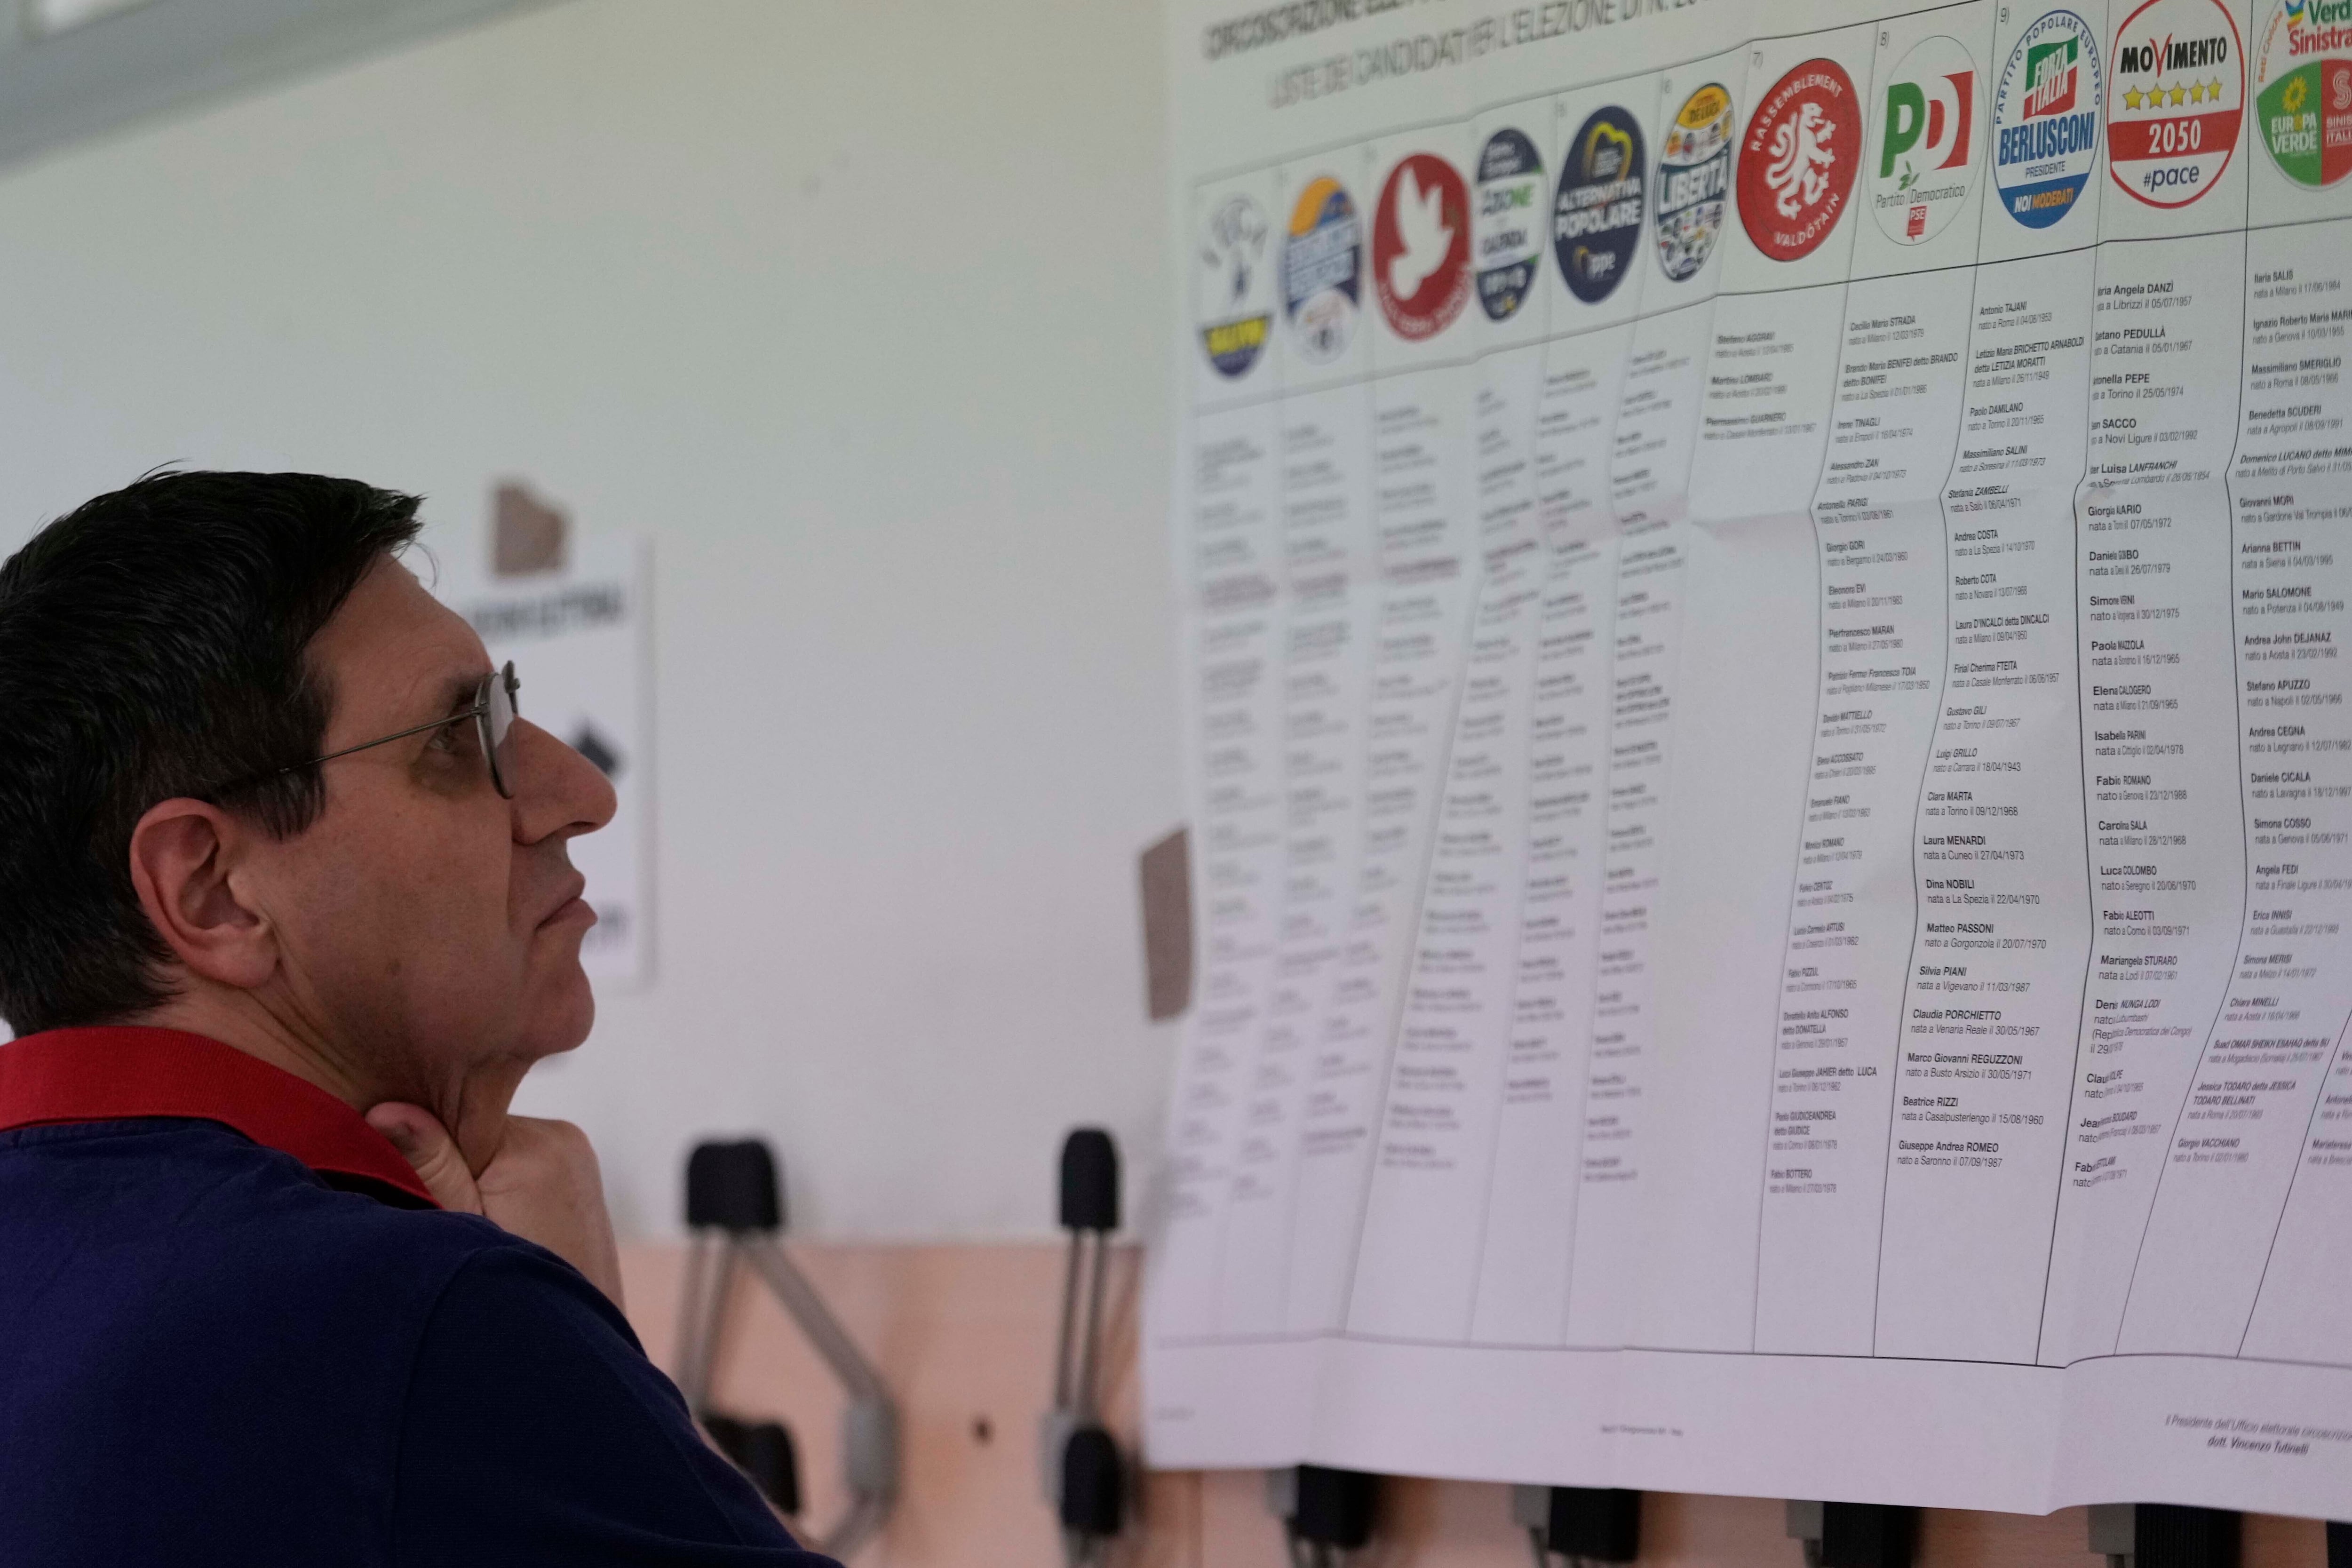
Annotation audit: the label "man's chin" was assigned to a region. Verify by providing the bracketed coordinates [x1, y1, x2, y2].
[516, 963, 597, 1062]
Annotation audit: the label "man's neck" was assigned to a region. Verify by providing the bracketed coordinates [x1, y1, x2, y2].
[138, 989, 373, 1110]
[135, 985, 525, 1175]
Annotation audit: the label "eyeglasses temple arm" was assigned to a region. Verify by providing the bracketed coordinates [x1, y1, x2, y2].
[292, 702, 488, 772]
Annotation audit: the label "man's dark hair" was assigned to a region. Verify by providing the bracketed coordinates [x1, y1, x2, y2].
[0, 472, 424, 1035]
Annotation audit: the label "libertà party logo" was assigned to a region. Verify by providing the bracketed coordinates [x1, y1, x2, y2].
[1654, 83, 1733, 281]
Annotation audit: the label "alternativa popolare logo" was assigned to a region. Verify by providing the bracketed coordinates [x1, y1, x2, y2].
[1555, 105, 1646, 303]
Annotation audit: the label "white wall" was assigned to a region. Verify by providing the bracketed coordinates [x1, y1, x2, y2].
[0, 0, 1180, 1239]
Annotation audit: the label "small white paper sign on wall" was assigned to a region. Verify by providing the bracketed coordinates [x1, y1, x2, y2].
[440, 484, 652, 989]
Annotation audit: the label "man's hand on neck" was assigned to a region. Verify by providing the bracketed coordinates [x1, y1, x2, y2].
[366, 1100, 626, 1310]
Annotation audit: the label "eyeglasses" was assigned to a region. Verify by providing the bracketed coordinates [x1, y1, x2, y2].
[209, 662, 522, 802]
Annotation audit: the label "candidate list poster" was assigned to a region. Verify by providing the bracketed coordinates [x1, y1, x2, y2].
[1150, 0, 2352, 1519]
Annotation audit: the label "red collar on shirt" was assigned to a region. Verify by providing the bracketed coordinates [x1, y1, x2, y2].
[0, 1026, 437, 1208]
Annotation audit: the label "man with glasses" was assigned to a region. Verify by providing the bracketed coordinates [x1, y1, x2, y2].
[0, 472, 835, 1566]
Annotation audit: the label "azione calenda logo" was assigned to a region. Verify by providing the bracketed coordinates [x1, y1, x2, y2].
[1994, 10, 2104, 227]
[1556, 105, 1646, 303]
[1373, 152, 1472, 341]
[2108, 0, 2246, 206]
[1738, 58, 1863, 260]
[1197, 194, 1273, 378]
[2254, 0, 2352, 187]
[1283, 176, 1362, 365]
[1654, 83, 1734, 281]
[1475, 128, 1546, 322]
[1871, 35, 1979, 243]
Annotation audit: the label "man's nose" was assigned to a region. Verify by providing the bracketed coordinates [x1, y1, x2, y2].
[510, 718, 619, 844]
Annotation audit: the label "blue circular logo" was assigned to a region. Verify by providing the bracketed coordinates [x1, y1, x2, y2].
[1993, 9, 2104, 228]
[1475, 127, 1545, 321]
[1555, 106, 1646, 303]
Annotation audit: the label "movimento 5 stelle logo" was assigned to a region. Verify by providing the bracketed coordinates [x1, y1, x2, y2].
[2107, 0, 2246, 207]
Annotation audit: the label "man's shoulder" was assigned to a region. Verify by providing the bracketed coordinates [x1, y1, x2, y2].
[0, 1115, 535, 1363]
[0, 1116, 827, 1566]
[0, 1112, 508, 1253]
[0, 1116, 591, 1563]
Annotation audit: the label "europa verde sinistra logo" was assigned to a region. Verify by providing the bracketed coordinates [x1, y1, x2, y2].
[2254, 0, 2352, 186]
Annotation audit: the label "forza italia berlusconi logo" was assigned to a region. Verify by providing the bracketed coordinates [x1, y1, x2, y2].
[1994, 9, 2104, 227]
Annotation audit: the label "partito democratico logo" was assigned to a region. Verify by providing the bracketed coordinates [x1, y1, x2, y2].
[1739, 57, 1863, 260]
[2107, 0, 2245, 207]
[1373, 152, 1472, 341]
[2254, 0, 2352, 187]
[1197, 192, 1273, 378]
[1871, 34, 1980, 243]
[1994, 9, 2104, 227]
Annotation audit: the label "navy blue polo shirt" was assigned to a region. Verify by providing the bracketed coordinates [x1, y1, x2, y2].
[0, 1026, 838, 1568]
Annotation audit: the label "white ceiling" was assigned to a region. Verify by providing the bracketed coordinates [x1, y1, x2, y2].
[0, 0, 553, 170]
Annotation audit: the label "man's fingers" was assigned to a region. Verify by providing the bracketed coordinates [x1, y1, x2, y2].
[364, 1107, 623, 1305]
[365, 1103, 485, 1215]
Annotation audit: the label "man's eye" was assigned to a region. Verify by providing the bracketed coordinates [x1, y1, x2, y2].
[428, 721, 467, 755]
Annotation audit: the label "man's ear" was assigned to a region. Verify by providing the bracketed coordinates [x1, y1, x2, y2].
[127, 799, 278, 991]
